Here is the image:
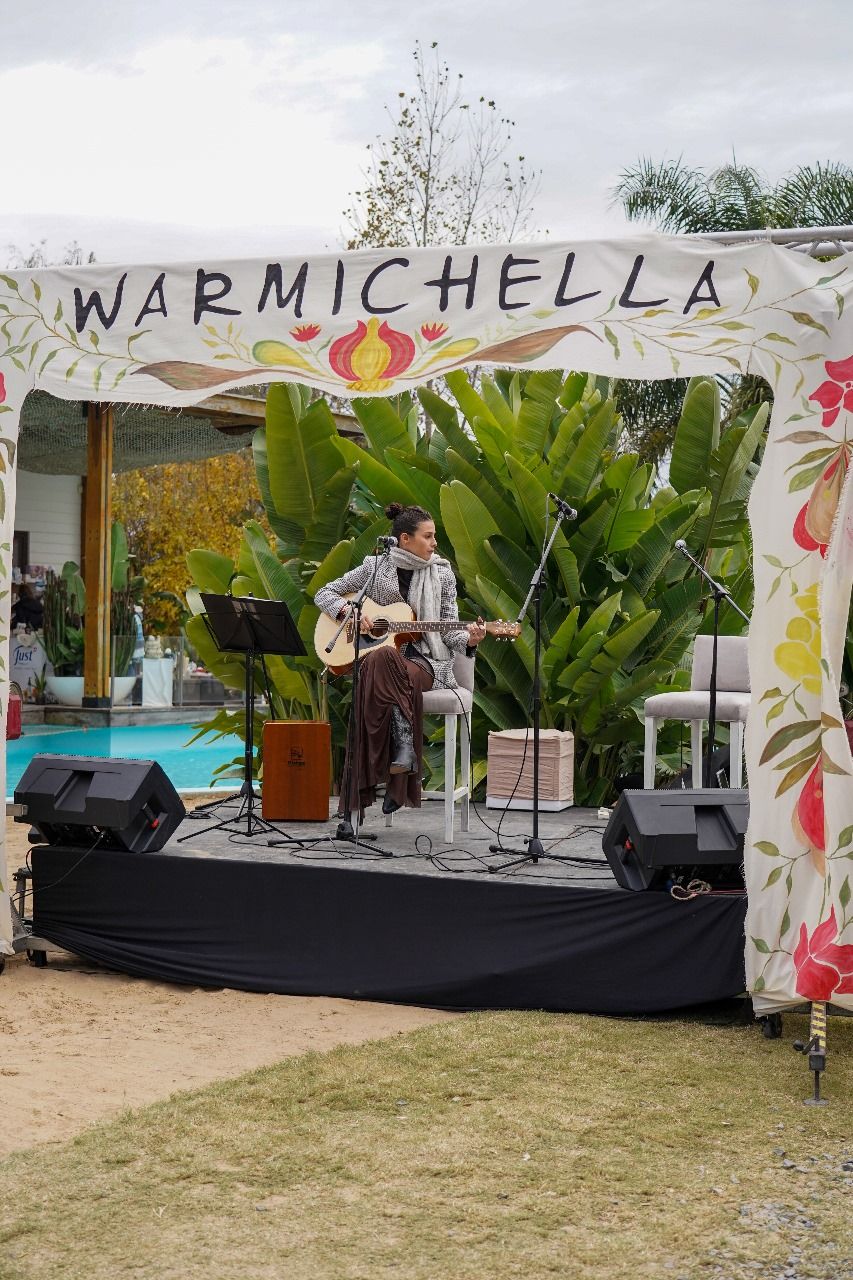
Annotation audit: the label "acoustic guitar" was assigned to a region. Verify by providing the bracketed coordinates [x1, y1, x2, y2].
[315, 594, 521, 675]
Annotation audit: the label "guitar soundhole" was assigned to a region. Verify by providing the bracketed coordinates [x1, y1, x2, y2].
[370, 617, 390, 638]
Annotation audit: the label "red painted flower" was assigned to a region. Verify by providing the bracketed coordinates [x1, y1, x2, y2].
[290, 323, 321, 343]
[0, 371, 5, 403]
[421, 322, 448, 342]
[791, 758, 826, 877]
[808, 354, 853, 428]
[793, 907, 853, 1001]
[793, 503, 825, 555]
[328, 317, 415, 392]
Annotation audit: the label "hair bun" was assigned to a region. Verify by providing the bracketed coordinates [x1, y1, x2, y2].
[385, 502, 404, 520]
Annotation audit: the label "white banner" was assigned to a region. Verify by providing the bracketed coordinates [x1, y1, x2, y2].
[1, 235, 851, 1009]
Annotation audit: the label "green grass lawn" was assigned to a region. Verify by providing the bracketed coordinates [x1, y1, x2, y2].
[0, 1008, 850, 1280]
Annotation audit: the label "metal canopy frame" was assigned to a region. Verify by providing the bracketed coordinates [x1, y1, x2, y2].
[698, 224, 853, 258]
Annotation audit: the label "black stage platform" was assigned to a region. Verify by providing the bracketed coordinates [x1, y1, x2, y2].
[29, 799, 747, 1015]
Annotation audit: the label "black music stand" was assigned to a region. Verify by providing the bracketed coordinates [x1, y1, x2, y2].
[178, 594, 305, 841]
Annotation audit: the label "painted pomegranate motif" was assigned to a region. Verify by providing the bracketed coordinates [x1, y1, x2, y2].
[328, 317, 415, 392]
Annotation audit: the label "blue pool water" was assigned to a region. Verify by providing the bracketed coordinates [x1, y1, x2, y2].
[6, 723, 244, 798]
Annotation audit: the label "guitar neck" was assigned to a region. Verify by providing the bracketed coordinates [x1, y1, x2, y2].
[387, 620, 465, 634]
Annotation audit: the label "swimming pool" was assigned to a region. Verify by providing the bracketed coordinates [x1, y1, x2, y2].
[5, 722, 244, 798]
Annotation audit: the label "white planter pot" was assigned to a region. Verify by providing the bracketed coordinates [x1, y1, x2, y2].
[45, 674, 136, 707]
[45, 675, 84, 706]
[111, 676, 137, 705]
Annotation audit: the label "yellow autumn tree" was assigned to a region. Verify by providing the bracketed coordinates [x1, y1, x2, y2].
[113, 451, 268, 633]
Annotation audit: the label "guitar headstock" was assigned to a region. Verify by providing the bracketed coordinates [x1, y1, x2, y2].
[484, 619, 522, 641]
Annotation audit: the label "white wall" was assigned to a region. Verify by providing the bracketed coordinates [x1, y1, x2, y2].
[14, 471, 82, 569]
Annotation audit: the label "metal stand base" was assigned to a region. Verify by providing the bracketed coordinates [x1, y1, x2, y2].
[794, 1001, 829, 1105]
[331, 818, 395, 857]
[486, 834, 582, 873]
[177, 781, 279, 842]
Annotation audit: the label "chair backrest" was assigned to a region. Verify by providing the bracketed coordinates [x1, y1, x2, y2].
[690, 635, 750, 693]
[453, 652, 476, 691]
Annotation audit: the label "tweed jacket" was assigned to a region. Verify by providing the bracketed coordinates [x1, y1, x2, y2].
[314, 555, 468, 689]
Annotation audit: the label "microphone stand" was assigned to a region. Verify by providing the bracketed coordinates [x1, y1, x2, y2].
[675, 543, 750, 789]
[490, 496, 578, 871]
[331, 544, 393, 854]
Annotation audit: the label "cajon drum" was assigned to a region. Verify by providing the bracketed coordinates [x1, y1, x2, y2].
[262, 720, 331, 821]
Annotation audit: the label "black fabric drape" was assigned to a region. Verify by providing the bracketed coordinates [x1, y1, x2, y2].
[31, 846, 746, 1014]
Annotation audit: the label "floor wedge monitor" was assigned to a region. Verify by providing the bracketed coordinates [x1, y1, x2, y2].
[602, 788, 748, 891]
[14, 754, 186, 853]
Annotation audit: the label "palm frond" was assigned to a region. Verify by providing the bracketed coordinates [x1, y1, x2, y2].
[612, 157, 716, 234]
[709, 163, 773, 230]
[772, 162, 853, 228]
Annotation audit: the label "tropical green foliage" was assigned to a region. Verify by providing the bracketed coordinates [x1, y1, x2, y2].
[40, 562, 85, 675]
[39, 523, 144, 679]
[185, 373, 764, 800]
[110, 520, 145, 678]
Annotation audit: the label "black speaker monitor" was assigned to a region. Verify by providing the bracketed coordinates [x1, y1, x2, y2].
[14, 754, 186, 853]
[602, 788, 748, 891]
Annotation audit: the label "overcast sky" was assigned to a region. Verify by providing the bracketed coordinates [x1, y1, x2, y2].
[1, 0, 850, 265]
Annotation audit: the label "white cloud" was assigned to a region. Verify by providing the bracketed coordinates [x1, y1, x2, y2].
[1, 35, 385, 235]
[2, 1, 851, 264]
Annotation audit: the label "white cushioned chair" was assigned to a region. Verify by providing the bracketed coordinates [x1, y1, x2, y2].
[643, 635, 750, 788]
[385, 651, 473, 842]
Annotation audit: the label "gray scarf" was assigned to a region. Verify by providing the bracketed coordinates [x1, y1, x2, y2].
[389, 546, 452, 662]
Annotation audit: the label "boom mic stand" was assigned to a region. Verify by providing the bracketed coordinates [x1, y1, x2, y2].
[490, 495, 579, 872]
[674, 541, 751, 789]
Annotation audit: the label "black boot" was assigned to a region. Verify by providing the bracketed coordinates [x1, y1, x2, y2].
[389, 707, 416, 775]
[382, 792, 401, 815]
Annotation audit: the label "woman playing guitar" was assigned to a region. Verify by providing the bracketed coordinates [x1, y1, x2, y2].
[314, 502, 486, 818]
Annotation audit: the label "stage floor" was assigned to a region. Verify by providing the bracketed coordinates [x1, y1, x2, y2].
[166, 796, 615, 888]
[28, 794, 749, 1015]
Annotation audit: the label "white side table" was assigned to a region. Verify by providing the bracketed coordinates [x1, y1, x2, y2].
[142, 657, 174, 707]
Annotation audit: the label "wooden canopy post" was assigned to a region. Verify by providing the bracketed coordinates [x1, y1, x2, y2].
[83, 402, 113, 707]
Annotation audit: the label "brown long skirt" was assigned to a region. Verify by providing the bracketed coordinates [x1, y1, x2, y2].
[338, 644, 434, 817]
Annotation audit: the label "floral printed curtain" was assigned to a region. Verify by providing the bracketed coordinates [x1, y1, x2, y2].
[0, 236, 851, 1011]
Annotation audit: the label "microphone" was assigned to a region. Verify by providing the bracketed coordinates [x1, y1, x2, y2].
[377, 535, 397, 549]
[548, 492, 578, 520]
[675, 540, 705, 572]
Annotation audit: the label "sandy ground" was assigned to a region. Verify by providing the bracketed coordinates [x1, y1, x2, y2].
[0, 810, 454, 1158]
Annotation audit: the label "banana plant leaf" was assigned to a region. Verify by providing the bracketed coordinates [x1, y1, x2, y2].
[668, 376, 721, 495]
[444, 369, 502, 430]
[252, 427, 303, 549]
[186, 549, 234, 594]
[418, 386, 480, 467]
[384, 448, 444, 515]
[335, 437, 419, 507]
[440, 480, 500, 591]
[300, 466, 357, 564]
[351, 396, 416, 457]
[444, 449, 527, 545]
[266, 385, 343, 530]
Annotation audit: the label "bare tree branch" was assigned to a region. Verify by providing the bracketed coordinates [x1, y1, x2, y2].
[344, 41, 542, 249]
